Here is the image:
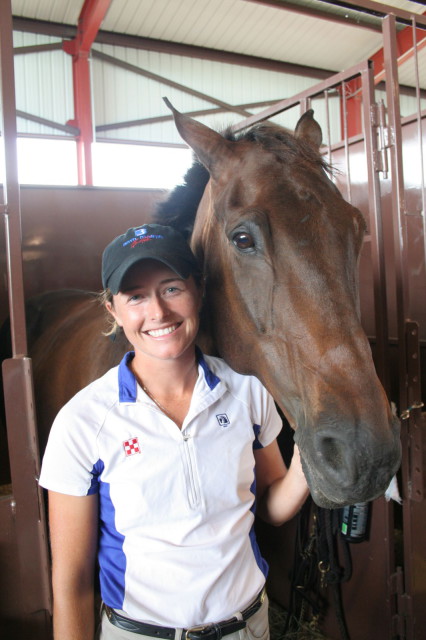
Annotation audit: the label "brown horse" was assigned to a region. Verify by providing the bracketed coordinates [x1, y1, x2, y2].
[24, 106, 400, 509]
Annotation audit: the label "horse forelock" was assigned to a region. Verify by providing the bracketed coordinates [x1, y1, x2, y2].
[225, 122, 332, 176]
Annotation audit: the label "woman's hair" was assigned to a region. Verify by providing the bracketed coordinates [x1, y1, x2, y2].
[98, 288, 120, 337]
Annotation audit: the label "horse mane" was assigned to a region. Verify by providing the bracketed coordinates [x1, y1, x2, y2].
[154, 160, 209, 239]
[154, 121, 331, 238]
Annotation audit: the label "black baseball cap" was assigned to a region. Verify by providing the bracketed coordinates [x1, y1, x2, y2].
[102, 224, 201, 294]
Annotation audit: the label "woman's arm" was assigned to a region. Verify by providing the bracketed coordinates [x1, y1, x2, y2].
[255, 441, 309, 526]
[48, 491, 98, 640]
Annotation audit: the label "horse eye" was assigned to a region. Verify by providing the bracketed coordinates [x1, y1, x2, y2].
[232, 232, 255, 250]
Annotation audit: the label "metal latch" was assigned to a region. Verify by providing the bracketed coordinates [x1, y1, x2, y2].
[371, 100, 392, 177]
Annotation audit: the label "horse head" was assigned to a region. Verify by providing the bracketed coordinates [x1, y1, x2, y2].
[164, 100, 401, 509]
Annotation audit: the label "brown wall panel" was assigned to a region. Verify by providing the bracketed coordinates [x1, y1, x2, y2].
[0, 185, 167, 326]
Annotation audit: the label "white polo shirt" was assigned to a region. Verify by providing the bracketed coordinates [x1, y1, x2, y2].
[39, 350, 282, 627]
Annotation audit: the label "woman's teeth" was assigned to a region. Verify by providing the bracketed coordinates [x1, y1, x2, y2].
[146, 324, 178, 337]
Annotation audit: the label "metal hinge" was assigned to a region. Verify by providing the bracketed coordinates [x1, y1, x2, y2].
[390, 567, 411, 639]
[371, 100, 393, 177]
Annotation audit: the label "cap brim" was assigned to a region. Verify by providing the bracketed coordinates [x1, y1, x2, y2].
[107, 252, 192, 294]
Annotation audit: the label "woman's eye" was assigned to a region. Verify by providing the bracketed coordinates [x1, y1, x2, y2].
[232, 232, 255, 250]
[163, 286, 181, 297]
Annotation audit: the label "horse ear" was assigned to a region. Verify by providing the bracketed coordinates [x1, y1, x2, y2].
[163, 97, 234, 180]
[294, 109, 322, 150]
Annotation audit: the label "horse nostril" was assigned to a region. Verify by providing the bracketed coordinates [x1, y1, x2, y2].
[315, 431, 358, 487]
[319, 437, 341, 465]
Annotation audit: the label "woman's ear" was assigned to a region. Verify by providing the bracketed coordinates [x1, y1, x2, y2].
[105, 299, 123, 327]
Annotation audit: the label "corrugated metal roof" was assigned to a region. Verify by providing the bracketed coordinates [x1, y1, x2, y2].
[8, 0, 426, 146]
[11, 0, 426, 75]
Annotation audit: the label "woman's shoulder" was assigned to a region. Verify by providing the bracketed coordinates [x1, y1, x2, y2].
[55, 364, 119, 421]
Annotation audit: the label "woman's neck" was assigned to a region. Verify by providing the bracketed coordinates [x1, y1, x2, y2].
[131, 347, 198, 399]
[130, 348, 199, 424]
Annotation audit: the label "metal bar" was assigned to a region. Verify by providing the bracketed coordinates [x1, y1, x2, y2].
[244, 0, 382, 31]
[0, 1, 52, 636]
[377, 100, 389, 178]
[64, 47, 93, 185]
[12, 17, 334, 80]
[13, 132, 81, 142]
[91, 49, 253, 118]
[359, 66, 396, 640]
[232, 59, 369, 131]
[411, 18, 426, 222]
[62, 0, 112, 186]
[2, 357, 52, 622]
[0, 0, 27, 357]
[96, 100, 281, 132]
[341, 83, 352, 203]
[77, 0, 112, 53]
[316, 0, 426, 27]
[324, 89, 332, 168]
[299, 97, 309, 116]
[373, 81, 426, 100]
[96, 137, 188, 148]
[12, 16, 77, 38]
[94, 34, 333, 79]
[342, 76, 363, 137]
[13, 42, 63, 55]
[360, 62, 390, 398]
[382, 14, 410, 411]
[401, 107, 426, 127]
[382, 14, 414, 640]
[15, 110, 79, 135]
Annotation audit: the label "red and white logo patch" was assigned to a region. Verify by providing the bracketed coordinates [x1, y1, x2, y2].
[123, 437, 141, 456]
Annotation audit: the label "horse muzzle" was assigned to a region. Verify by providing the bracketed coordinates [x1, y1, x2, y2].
[294, 414, 402, 509]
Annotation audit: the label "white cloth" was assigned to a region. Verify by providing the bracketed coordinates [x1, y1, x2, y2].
[384, 474, 402, 504]
[39, 350, 282, 628]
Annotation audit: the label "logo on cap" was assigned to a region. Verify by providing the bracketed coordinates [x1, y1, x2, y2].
[135, 228, 147, 236]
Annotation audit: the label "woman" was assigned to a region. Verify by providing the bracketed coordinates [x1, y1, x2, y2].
[39, 223, 309, 640]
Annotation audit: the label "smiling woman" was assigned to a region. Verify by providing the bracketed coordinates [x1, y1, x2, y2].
[38, 222, 309, 640]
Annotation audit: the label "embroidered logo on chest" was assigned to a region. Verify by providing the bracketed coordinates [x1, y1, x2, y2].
[216, 413, 230, 428]
[123, 437, 141, 456]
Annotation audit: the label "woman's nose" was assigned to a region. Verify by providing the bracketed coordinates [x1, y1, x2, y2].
[148, 294, 168, 320]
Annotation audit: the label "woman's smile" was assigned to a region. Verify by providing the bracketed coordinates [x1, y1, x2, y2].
[145, 323, 182, 338]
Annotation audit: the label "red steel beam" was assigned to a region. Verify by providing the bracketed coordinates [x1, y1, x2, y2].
[372, 18, 426, 84]
[343, 12, 426, 138]
[63, 0, 112, 185]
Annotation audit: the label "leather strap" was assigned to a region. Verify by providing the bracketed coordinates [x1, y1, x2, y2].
[105, 606, 176, 638]
[104, 588, 265, 639]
